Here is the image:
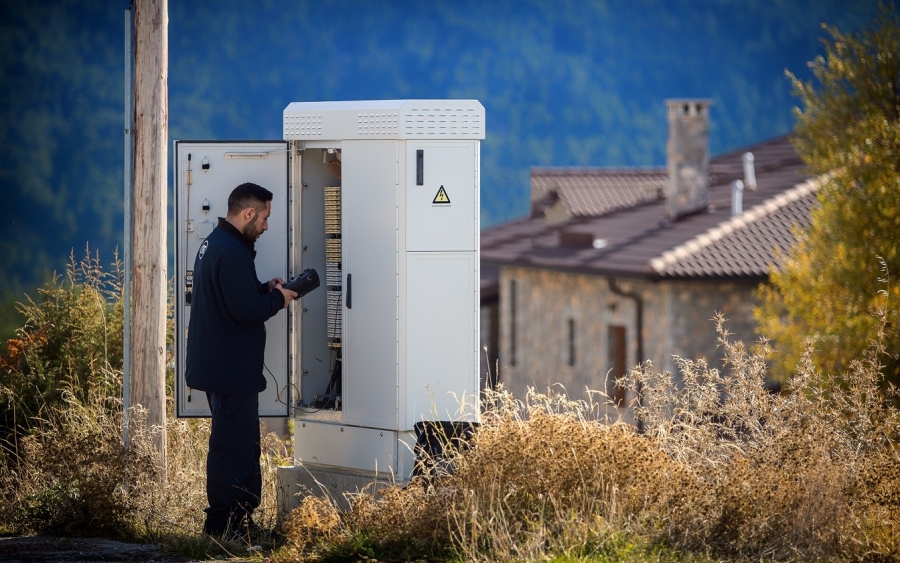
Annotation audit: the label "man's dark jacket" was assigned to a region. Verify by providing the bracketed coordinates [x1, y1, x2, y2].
[185, 218, 285, 394]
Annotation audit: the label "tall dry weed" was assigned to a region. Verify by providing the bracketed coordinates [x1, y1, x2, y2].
[0, 251, 288, 554]
[282, 312, 900, 562]
[444, 392, 692, 561]
[631, 313, 899, 559]
[3, 250, 897, 560]
[0, 376, 288, 551]
[0, 379, 158, 537]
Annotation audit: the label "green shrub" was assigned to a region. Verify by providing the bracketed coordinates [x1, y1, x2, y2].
[0, 247, 123, 440]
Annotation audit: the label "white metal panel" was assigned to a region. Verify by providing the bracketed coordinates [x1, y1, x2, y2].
[294, 421, 398, 474]
[341, 141, 400, 429]
[174, 141, 290, 417]
[405, 141, 476, 252]
[404, 252, 479, 429]
[284, 100, 485, 141]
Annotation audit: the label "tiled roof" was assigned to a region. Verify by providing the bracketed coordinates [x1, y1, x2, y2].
[650, 178, 819, 277]
[531, 168, 667, 218]
[482, 134, 816, 282]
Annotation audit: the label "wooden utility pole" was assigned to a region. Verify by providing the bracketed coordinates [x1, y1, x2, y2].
[132, 0, 168, 463]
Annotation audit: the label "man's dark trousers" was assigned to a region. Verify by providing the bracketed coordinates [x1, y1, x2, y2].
[203, 392, 261, 536]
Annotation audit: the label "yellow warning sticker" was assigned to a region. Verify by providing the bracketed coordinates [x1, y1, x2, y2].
[432, 185, 451, 204]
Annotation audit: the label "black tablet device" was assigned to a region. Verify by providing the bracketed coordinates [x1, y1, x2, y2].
[283, 268, 320, 298]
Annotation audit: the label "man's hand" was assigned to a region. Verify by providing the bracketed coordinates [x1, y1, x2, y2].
[267, 277, 285, 291]
[275, 283, 298, 308]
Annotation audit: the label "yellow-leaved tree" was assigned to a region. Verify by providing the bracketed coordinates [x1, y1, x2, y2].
[756, 4, 900, 388]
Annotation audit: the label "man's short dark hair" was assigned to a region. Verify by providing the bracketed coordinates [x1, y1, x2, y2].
[227, 182, 273, 215]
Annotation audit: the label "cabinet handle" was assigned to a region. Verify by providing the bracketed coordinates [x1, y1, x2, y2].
[416, 149, 424, 185]
[346, 273, 352, 309]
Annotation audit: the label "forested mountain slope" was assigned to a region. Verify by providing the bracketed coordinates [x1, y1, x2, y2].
[0, 0, 886, 298]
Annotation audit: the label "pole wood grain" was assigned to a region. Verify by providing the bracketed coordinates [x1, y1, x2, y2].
[132, 0, 168, 463]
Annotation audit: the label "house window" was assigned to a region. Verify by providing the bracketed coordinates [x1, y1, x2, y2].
[607, 325, 627, 406]
[567, 318, 576, 366]
[509, 279, 517, 367]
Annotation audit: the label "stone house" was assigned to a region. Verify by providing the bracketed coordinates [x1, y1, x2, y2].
[480, 100, 818, 417]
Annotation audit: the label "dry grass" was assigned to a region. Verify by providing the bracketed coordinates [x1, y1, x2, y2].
[0, 385, 291, 558]
[2, 251, 898, 561]
[279, 314, 900, 563]
[0, 251, 290, 559]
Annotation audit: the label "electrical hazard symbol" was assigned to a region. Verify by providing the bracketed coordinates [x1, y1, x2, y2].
[432, 185, 451, 204]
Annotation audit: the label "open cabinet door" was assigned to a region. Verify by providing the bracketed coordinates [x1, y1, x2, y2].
[174, 141, 290, 417]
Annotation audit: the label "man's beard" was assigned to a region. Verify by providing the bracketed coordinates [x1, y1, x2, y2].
[242, 217, 264, 241]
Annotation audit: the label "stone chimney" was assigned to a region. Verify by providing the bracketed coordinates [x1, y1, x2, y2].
[665, 99, 711, 219]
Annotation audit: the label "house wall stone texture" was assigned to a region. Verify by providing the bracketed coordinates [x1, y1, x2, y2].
[497, 266, 761, 416]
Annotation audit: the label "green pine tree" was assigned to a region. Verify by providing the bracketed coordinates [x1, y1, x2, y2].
[755, 4, 900, 388]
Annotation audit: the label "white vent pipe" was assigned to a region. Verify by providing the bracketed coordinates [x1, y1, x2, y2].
[731, 180, 744, 216]
[742, 152, 756, 190]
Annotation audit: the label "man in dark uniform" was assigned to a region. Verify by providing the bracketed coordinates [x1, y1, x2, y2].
[185, 182, 297, 539]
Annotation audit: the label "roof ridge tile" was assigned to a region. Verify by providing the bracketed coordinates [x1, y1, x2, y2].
[650, 176, 821, 274]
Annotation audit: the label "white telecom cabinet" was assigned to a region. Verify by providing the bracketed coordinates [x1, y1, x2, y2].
[174, 100, 484, 481]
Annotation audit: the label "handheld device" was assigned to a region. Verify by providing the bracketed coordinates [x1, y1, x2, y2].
[283, 268, 320, 298]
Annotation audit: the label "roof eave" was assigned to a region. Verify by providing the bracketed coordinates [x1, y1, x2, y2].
[484, 257, 772, 284]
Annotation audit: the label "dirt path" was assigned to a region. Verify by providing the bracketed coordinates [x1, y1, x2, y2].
[0, 536, 190, 562]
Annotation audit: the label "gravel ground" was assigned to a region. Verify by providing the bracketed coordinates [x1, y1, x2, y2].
[0, 536, 192, 563]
